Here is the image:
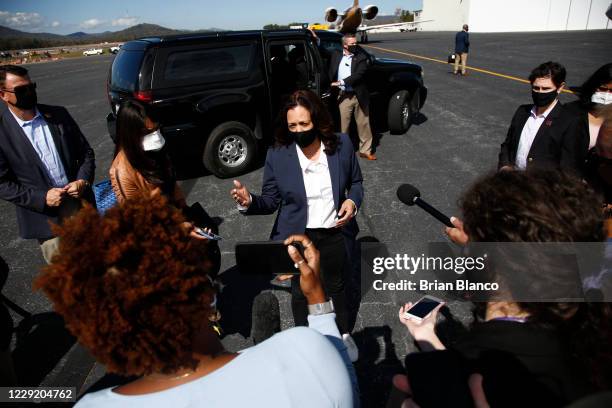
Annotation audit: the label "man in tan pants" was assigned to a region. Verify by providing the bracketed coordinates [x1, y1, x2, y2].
[453, 24, 470, 76]
[330, 34, 376, 160]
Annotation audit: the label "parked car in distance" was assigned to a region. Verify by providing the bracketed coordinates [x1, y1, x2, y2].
[106, 29, 426, 178]
[110, 46, 121, 54]
[83, 48, 103, 56]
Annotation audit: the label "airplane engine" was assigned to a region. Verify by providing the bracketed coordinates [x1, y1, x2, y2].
[363, 5, 378, 20]
[325, 7, 339, 22]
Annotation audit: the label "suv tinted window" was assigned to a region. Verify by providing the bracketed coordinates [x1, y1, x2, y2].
[320, 39, 343, 54]
[111, 50, 145, 92]
[164, 45, 252, 82]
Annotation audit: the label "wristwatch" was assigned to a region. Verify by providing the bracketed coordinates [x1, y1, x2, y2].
[308, 299, 335, 315]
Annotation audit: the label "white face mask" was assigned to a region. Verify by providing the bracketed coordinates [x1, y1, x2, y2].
[142, 129, 165, 152]
[591, 92, 612, 105]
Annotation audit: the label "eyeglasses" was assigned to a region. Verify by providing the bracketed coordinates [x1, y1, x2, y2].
[1, 82, 36, 94]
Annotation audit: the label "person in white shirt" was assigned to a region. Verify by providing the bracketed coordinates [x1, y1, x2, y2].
[231, 90, 364, 361]
[34, 194, 359, 408]
[498, 61, 587, 174]
[0, 65, 96, 263]
[329, 33, 376, 160]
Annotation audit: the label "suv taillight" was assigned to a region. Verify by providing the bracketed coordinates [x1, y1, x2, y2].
[134, 90, 152, 102]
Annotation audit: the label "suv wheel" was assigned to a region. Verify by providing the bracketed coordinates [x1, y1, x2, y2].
[203, 121, 256, 178]
[387, 89, 418, 135]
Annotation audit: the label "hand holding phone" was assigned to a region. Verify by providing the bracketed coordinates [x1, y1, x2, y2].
[399, 296, 445, 351]
[195, 227, 222, 241]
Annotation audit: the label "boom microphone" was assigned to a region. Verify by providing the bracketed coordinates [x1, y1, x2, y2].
[396, 184, 454, 228]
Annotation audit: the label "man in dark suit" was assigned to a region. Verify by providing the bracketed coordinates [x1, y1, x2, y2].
[329, 33, 376, 160]
[498, 61, 588, 174]
[453, 24, 470, 76]
[0, 65, 95, 263]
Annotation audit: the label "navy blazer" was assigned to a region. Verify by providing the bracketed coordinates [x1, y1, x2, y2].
[245, 133, 364, 240]
[455, 31, 470, 54]
[0, 103, 95, 239]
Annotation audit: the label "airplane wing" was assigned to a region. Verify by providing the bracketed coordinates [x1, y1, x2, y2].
[358, 20, 433, 32]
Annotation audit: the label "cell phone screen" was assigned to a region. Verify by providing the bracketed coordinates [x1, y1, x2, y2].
[196, 228, 222, 241]
[406, 297, 441, 318]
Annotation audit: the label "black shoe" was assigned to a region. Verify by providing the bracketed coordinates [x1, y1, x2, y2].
[251, 292, 280, 345]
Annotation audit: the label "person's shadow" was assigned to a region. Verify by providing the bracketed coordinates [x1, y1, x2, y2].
[352, 325, 404, 408]
[216, 265, 272, 338]
[0, 256, 77, 387]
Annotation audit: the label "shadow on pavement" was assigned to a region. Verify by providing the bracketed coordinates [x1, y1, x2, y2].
[353, 325, 403, 408]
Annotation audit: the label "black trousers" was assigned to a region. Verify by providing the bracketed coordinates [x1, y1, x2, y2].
[291, 228, 349, 333]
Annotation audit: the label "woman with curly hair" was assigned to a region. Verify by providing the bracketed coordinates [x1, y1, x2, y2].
[230, 90, 363, 361]
[35, 194, 357, 407]
[394, 170, 611, 407]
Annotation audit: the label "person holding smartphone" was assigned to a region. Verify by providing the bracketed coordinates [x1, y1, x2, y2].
[393, 170, 612, 407]
[110, 100, 215, 243]
[35, 195, 358, 408]
[230, 90, 364, 361]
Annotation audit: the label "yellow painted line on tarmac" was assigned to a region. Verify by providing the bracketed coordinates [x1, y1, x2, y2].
[363, 44, 574, 94]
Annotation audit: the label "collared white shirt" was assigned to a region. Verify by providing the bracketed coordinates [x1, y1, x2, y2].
[296, 142, 336, 229]
[337, 53, 354, 92]
[515, 100, 557, 170]
[9, 107, 69, 187]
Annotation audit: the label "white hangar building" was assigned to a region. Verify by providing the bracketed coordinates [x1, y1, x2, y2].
[416, 0, 612, 32]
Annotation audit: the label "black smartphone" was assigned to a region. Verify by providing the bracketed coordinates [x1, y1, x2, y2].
[195, 227, 222, 241]
[235, 241, 304, 275]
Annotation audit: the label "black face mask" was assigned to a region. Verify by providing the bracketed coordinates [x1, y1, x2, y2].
[531, 89, 557, 107]
[11, 84, 38, 110]
[347, 45, 357, 54]
[291, 128, 317, 148]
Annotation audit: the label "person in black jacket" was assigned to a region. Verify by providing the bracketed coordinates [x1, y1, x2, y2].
[498, 61, 588, 175]
[329, 33, 376, 160]
[394, 170, 611, 407]
[0, 65, 95, 263]
[453, 24, 470, 76]
[565, 63, 612, 150]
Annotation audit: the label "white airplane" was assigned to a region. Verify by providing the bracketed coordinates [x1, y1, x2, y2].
[325, 0, 432, 42]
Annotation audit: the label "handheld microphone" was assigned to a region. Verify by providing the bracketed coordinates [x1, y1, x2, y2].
[396, 184, 455, 228]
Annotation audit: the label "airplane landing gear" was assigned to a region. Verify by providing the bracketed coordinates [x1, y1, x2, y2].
[359, 31, 369, 43]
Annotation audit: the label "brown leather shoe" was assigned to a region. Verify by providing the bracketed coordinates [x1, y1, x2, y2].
[359, 152, 377, 160]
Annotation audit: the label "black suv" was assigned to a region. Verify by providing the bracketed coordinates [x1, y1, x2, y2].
[107, 29, 426, 178]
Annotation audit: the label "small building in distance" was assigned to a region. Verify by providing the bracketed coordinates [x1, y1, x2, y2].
[418, 0, 611, 32]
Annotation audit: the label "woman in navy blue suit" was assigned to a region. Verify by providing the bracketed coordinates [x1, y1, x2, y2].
[231, 90, 363, 357]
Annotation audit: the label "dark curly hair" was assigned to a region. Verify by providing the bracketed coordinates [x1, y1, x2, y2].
[528, 61, 566, 88]
[274, 90, 338, 154]
[460, 170, 603, 243]
[462, 170, 611, 391]
[34, 194, 216, 376]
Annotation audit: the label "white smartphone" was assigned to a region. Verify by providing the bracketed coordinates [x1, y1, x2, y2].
[403, 295, 444, 322]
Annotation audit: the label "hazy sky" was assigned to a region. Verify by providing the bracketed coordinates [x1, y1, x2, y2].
[0, 0, 424, 34]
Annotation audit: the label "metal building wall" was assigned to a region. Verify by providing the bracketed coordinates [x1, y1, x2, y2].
[419, 0, 611, 31]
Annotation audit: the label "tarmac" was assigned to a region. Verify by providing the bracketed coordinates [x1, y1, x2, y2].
[1, 30, 611, 407]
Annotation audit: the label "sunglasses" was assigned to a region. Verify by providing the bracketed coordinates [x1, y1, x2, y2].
[1, 82, 37, 95]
